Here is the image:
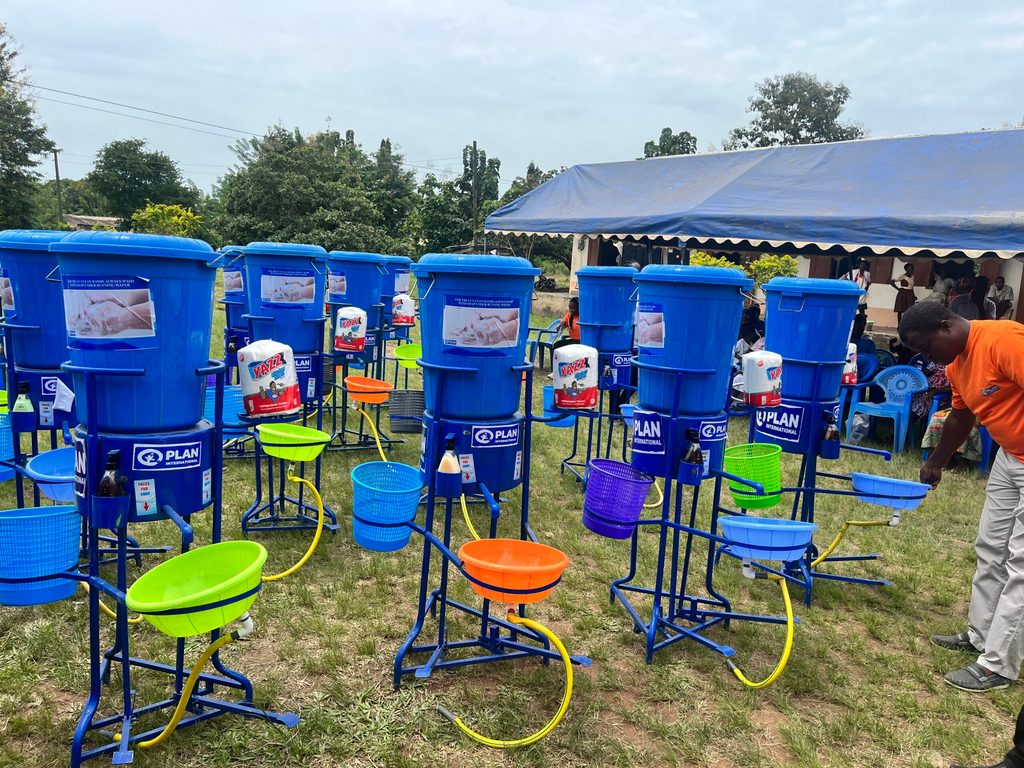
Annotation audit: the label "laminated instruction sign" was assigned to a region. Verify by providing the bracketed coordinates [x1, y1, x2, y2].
[442, 295, 520, 349]
[0, 269, 14, 313]
[260, 267, 316, 305]
[327, 272, 347, 302]
[634, 303, 664, 348]
[62, 275, 156, 341]
[223, 265, 245, 298]
[394, 269, 411, 294]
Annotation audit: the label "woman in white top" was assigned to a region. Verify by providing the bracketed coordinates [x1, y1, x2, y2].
[922, 265, 954, 305]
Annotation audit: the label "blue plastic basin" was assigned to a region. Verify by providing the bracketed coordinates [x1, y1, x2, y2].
[24, 447, 76, 502]
[851, 472, 929, 510]
[718, 515, 817, 562]
[0, 505, 79, 605]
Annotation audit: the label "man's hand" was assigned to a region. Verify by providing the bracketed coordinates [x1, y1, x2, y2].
[920, 460, 944, 489]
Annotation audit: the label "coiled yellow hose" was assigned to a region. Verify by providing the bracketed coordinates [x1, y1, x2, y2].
[810, 519, 891, 569]
[356, 407, 389, 463]
[79, 582, 142, 625]
[261, 474, 326, 583]
[439, 610, 573, 748]
[727, 575, 794, 689]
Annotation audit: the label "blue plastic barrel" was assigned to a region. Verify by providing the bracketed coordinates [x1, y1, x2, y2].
[0, 230, 71, 369]
[326, 251, 388, 322]
[412, 254, 539, 420]
[635, 265, 752, 416]
[218, 245, 247, 333]
[381, 255, 412, 324]
[51, 231, 216, 432]
[576, 266, 638, 352]
[764, 277, 863, 401]
[241, 242, 327, 353]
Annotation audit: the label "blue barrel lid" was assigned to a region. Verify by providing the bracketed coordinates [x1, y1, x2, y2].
[412, 253, 540, 277]
[381, 254, 412, 266]
[636, 264, 752, 288]
[243, 241, 327, 260]
[51, 230, 214, 261]
[0, 229, 71, 251]
[328, 250, 387, 265]
[764, 276, 864, 296]
[577, 266, 638, 279]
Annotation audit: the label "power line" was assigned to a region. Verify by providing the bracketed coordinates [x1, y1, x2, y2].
[36, 96, 241, 140]
[2, 76, 258, 136]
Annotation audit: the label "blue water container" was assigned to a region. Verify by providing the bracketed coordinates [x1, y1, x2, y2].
[764, 277, 863, 401]
[242, 242, 327, 353]
[51, 231, 216, 433]
[381, 255, 412, 324]
[576, 266, 637, 352]
[218, 245, 247, 333]
[412, 254, 539, 421]
[326, 251, 388, 321]
[0, 230, 72, 369]
[635, 265, 752, 416]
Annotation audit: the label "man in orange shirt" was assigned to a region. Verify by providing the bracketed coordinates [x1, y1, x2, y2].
[900, 301, 1024, 698]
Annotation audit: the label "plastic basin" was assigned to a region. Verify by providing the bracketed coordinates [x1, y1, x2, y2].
[394, 343, 422, 369]
[0, 505, 79, 606]
[24, 447, 76, 502]
[344, 375, 393, 404]
[350, 461, 422, 551]
[723, 443, 782, 509]
[619, 404, 635, 426]
[256, 423, 330, 462]
[851, 472, 929, 510]
[458, 538, 569, 604]
[583, 459, 654, 539]
[718, 516, 817, 562]
[126, 541, 267, 637]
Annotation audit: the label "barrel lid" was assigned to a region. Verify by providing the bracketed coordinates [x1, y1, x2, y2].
[412, 253, 540, 277]
[243, 241, 327, 261]
[577, 266, 638, 279]
[764, 276, 863, 296]
[636, 264, 752, 288]
[382, 255, 412, 267]
[51, 231, 214, 261]
[0, 230, 71, 251]
[327, 250, 388, 266]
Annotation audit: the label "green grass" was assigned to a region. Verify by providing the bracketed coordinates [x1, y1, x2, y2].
[0, 290, 1013, 767]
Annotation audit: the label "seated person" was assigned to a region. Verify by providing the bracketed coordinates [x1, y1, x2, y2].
[950, 276, 997, 321]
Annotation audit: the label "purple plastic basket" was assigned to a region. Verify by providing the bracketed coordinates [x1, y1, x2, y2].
[583, 459, 655, 539]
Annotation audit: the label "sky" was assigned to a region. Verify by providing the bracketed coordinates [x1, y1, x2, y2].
[6, 0, 1023, 193]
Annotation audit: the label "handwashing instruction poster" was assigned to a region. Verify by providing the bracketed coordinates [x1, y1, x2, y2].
[327, 272, 347, 301]
[223, 266, 244, 298]
[260, 267, 316, 305]
[634, 302, 664, 348]
[394, 269, 411, 294]
[62, 275, 156, 340]
[442, 295, 520, 348]
[0, 270, 14, 313]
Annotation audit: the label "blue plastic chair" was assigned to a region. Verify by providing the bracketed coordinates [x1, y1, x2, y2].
[845, 365, 929, 453]
[527, 319, 563, 370]
[838, 353, 880, 422]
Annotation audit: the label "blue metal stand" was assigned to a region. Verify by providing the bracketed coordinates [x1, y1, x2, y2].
[393, 362, 591, 688]
[559, 386, 631, 487]
[64, 360, 298, 767]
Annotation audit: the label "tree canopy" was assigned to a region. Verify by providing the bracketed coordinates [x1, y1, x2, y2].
[724, 72, 865, 149]
[85, 138, 198, 222]
[641, 127, 698, 158]
[0, 24, 54, 229]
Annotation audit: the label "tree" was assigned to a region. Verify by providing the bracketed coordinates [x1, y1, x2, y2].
[214, 126, 413, 254]
[86, 139, 198, 222]
[130, 202, 203, 238]
[0, 24, 55, 229]
[724, 72, 865, 150]
[33, 178, 110, 229]
[641, 127, 698, 158]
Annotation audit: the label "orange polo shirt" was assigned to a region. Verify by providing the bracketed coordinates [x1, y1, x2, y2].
[946, 320, 1024, 461]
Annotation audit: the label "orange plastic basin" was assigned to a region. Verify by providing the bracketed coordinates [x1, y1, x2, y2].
[457, 538, 569, 604]
[344, 375, 394, 404]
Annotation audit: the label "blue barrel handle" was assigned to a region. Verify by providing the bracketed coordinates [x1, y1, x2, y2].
[414, 274, 435, 302]
[61, 363, 146, 377]
[44, 264, 61, 283]
[417, 359, 479, 375]
[206, 249, 243, 268]
[0, 320, 41, 332]
[241, 313, 274, 322]
[778, 292, 806, 312]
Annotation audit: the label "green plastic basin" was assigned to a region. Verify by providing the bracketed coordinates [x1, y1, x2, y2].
[256, 423, 331, 462]
[126, 541, 267, 637]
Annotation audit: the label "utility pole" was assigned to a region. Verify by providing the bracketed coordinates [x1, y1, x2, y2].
[470, 140, 479, 250]
[52, 149, 64, 222]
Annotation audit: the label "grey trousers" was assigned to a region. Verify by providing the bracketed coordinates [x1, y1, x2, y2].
[966, 449, 1024, 678]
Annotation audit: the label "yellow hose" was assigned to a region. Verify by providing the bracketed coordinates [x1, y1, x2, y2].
[643, 479, 663, 509]
[117, 632, 235, 749]
[810, 519, 891, 569]
[460, 494, 482, 541]
[261, 474, 326, 583]
[80, 582, 143, 625]
[357, 407, 388, 463]
[727, 575, 794, 690]
[440, 610, 573, 748]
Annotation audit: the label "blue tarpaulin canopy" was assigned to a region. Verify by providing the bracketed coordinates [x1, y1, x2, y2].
[485, 130, 1024, 259]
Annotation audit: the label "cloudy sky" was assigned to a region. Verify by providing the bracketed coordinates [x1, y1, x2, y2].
[7, 0, 1023, 191]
